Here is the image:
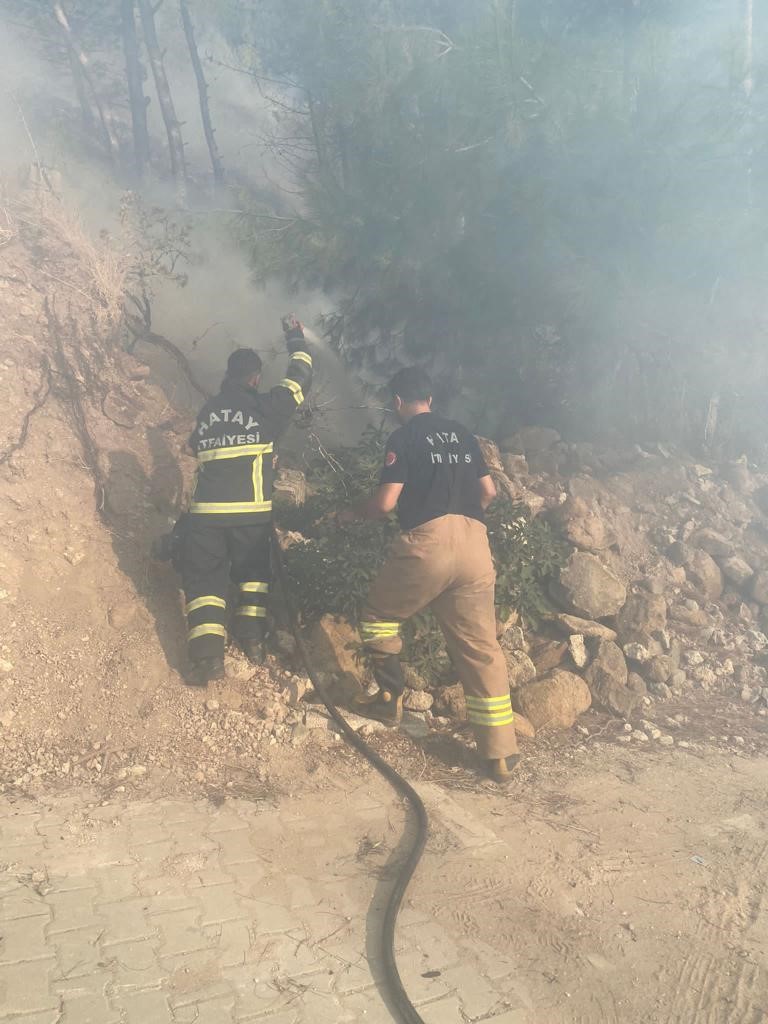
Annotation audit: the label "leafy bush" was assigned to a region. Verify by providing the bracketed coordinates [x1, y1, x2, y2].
[276, 433, 570, 683]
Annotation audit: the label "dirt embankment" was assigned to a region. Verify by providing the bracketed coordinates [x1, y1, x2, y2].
[0, 189, 328, 798]
[1, 184, 768, 812]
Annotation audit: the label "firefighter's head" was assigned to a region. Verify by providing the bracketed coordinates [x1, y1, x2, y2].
[226, 348, 263, 392]
[388, 367, 433, 423]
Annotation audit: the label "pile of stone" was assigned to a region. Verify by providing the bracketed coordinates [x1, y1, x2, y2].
[276, 433, 768, 742]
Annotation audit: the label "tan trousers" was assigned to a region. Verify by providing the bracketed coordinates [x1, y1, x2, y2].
[361, 515, 518, 761]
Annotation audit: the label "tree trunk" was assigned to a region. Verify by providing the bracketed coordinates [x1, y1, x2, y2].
[743, 0, 754, 207]
[136, 0, 187, 196]
[53, 1, 120, 166]
[179, 0, 224, 185]
[121, 0, 151, 180]
[68, 47, 95, 132]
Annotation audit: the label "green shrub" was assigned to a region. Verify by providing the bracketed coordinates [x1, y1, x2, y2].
[276, 432, 570, 683]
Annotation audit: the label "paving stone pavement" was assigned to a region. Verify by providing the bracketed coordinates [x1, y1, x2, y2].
[0, 780, 527, 1023]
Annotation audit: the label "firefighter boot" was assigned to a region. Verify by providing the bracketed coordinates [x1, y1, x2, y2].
[486, 755, 521, 784]
[236, 621, 267, 665]
[186, 657, 225, 688]
[352, 654, 405, 726]
[353, 687, 404, 725]
[239, 638, 265, 665]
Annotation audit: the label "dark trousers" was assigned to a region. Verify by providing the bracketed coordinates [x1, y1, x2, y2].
[181, 519, 271, 663]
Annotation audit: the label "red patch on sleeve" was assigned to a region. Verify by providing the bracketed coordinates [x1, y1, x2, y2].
[385, 451, 397, 467]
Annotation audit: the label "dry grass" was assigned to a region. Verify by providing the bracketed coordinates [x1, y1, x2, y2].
[10, 186, 131, 333]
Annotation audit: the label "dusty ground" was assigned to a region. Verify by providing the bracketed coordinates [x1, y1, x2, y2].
[1, 742, 766, 1023]
[1, 188, 767, 1022]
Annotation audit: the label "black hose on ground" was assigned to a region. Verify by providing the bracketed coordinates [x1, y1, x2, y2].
[271, 529, 428, 1024]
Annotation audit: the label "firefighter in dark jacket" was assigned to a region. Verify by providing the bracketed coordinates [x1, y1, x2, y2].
[338, 367, 519, 783]
[181, 316, 312, 686]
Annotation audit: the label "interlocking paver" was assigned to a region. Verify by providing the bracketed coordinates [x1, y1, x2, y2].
[91, 864, 139, 901]
[102, 937, 166, 991]
[0, 788, 521, 1024]
[53, 970, 119, 1024]
[126, 818, 170, 846]
[53, 926, 105, 978]
[196, 883, 255, 926]
[0, 813, 41, 846]
[439, 960, 509, 1018]
[164, 949, 232, 1007]
[131, 840, 176, 875]
[0, 889, 50, 923]
[213, 830, 261, 866]
[98, 896, 156, 944]
[154, 907, 208, 956]
[46, 888, 99, 934]
[202, 919, 254, 967]
[0, 913, 49, 963]
[114, 986, 175, 1024]
[220, 859, 266, 895]
[138, 876, 199, 914]
[173, 995, 238, 1023]
[0, 957, 59, 1015]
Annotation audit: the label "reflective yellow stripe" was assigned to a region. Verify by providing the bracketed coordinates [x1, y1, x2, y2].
[290, 351, 313, 367]
[468, 713, 515, 727]
[240, 582, 269, 593]
[190, 501, 273, 514]
[252, 452, 264, 505]
[467, 708, 514, 720]
[198, 443, 273, 463]
[235, 607, 267, 618]
[185, 596, 226, 615]
[278, 378, 305, 405]
[360, 622, 401, 641]
[466, 695, 513, 708]
[188, 624, 226, 641]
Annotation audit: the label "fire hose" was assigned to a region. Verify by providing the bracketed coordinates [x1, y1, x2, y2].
[270, 528, 429, 1024]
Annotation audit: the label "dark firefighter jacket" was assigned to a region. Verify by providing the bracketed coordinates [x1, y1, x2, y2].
[188, 348, 313, 526]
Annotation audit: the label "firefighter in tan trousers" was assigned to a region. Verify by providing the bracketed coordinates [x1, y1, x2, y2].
[338, 367, 519, 783]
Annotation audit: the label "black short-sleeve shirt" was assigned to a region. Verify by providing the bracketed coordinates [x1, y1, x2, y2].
[378, 412, 490, 531]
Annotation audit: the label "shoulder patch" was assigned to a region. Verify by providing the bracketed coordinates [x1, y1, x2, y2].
[385, 451, 397, 467]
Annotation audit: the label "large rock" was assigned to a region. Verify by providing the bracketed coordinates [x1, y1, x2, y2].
[551, 552, 627, 620]
[513, 713, 536, 739]
[501, 453, 528, 479]
[500, 426, 561, 455]
[616, 591, 667, 644]
[529, 639, 568, 675]
[750, 571, 768, 606]
[515, 671, 591, 731]
[690, 528, 733, 559]
[504, 650, 537, 688]
[476, 437, 505, 474]
[273, 468, 307, 507]
[585, 639, 643, 716]
[720, 556, 754, 588]
[551, 496, 613, 552]
[685, 549, 723, 601]
[552, 614, 617, 641]
[306, 615, 368, 689]
[434, 683, 466, 720]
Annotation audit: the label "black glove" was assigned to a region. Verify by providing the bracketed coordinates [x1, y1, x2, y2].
[281, 313, 305, 353]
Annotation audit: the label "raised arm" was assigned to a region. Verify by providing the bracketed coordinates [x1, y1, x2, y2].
[267, 314, 314, 435]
